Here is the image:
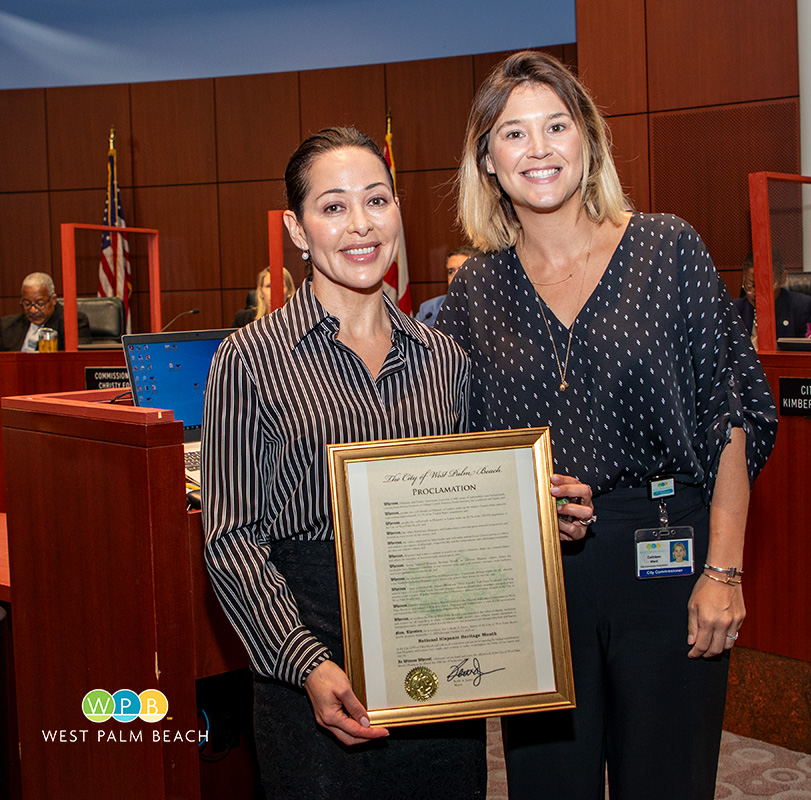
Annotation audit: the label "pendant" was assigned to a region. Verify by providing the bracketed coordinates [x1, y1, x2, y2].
[559, 381, 568, 391]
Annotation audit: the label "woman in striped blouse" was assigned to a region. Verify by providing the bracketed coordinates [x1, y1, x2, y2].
[202, 127, 593, 799]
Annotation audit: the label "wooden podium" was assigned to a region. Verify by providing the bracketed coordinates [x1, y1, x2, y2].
[2, 389, 257, 799]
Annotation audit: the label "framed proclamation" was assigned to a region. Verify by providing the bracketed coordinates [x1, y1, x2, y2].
[327, 427, 575, 727]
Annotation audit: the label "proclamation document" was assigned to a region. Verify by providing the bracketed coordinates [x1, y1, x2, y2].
[329, 429, 574, 725]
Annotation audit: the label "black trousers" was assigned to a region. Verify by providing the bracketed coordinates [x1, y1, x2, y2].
[503, 486, 729, 800]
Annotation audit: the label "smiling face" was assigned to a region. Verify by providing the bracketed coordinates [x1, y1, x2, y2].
[485, 83, 584, 220]
[283, 147, 400, 300]
[672, 543, 687, 563]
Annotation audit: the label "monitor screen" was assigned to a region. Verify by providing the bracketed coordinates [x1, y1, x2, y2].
[123, 329, 233, 436]
[777, 337, 811, 352]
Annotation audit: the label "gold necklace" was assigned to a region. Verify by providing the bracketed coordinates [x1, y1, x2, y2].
[531, 272, 573, 287]
[535, 229, 592, 392]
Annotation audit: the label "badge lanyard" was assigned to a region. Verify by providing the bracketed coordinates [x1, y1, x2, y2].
[635, 477, 695, 579]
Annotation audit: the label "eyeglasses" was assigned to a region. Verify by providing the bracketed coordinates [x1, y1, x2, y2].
[741, 281, 756, 292]
[20, 298, 51, 311]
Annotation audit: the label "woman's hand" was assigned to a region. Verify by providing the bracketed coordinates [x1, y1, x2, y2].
[304, 660, 390, 745]
[550, 474, 594, 541]
[687, 575, 745, 658]
[689, 427, 748, 658]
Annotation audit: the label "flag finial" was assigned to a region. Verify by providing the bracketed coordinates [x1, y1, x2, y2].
[108, 126, 115, 151]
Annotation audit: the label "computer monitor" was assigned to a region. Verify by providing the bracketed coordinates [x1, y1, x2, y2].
[122, 328, 234, 442]
[777, 337, 811, 352]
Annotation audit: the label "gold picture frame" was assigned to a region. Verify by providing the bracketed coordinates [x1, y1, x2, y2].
[328, 428, 575, 727]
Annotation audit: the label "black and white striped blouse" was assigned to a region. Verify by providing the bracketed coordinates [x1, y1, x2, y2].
[202, 280, 470, 686]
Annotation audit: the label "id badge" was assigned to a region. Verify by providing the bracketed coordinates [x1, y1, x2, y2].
[635, 526, 694, 579]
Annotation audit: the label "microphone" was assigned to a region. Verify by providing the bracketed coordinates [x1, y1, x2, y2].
[160, 308, 200, 332]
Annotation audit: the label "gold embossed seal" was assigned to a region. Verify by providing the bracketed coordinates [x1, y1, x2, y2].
[404, 667, 438, 702]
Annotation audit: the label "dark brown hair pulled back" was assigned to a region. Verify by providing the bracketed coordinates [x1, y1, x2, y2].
[284, 127, 394, 219]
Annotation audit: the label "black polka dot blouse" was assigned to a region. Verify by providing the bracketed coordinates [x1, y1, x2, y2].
[436, 213, 777, 500]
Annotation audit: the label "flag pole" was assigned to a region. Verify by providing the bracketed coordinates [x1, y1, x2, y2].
[385, 111, 399, 196]
[98, 124, 133, 332]
[108, 127, 119, 306]
[382, 112, 412, 314]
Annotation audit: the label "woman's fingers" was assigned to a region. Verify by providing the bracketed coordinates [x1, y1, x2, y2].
[687, 576, 745, 658]
[551, 473, 595, 540]
[304, 660, 389, 745]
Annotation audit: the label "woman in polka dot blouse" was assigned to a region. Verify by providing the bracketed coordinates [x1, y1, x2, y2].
[437, 51, 777, 800]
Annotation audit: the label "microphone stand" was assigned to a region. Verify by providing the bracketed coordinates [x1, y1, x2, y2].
[160, 308, 200, 332]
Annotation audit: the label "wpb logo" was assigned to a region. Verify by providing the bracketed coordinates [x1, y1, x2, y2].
[82, 690, 168, 723]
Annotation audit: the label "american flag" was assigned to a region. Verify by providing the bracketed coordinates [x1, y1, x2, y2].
[97, 127, 132, 332]
[383, 114, 413, 314]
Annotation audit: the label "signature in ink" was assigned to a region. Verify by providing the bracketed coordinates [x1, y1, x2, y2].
[446, 657, 505, 687]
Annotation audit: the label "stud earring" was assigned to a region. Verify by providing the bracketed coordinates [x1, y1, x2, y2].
[302, 251, 310, 261]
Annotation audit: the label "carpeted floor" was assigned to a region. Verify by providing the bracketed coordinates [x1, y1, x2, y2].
[715, 731, 811, 799]
[486, 717, 507, 800]
[485, 719, 811, 799]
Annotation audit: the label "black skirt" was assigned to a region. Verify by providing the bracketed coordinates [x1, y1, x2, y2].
[253, 539, 486, 800]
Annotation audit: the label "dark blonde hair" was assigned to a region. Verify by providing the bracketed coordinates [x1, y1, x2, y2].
[254, 267, 271, 320]
[254, 266, 297, 320]
[457, 50, 628, 251]
[282, 267, 296, 302]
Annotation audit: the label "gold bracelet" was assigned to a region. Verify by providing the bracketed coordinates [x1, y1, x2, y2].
[702, 570, 742, 586]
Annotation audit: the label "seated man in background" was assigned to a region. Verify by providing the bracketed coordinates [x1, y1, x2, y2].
[0, 272, 91, 351]
[416, 245, 479, 327]
[733, 251, 811, 347]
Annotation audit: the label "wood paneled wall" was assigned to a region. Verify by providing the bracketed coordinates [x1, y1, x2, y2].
[577, 0, 799, 295]
[3, 0, 795, 319]
[0, 44, 575, 331]
[577, 0, 807, 668]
